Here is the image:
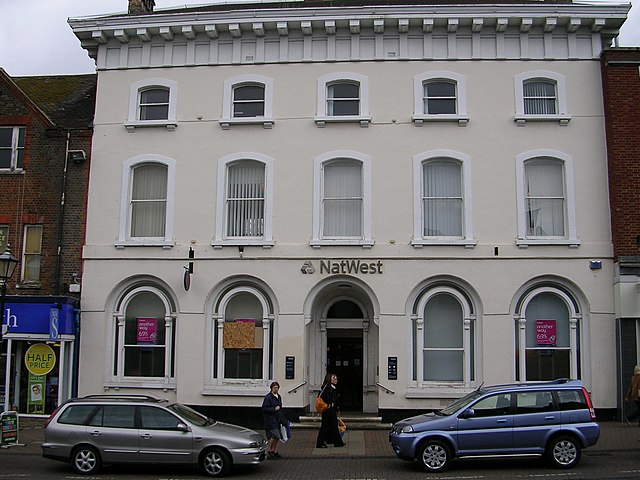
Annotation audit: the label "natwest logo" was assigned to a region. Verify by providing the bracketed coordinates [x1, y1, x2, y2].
[301, 259, 384, 275]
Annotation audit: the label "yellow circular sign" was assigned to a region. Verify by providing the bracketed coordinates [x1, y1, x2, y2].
[25, 344, 56, 375]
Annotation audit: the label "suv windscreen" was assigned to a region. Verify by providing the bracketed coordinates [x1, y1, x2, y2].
[440, 391, 484, 415]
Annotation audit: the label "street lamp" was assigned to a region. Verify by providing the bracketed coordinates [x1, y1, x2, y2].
[0, 246, 19, 343]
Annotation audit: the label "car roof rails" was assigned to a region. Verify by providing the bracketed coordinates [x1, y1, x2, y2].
[80, 394, 166, 402]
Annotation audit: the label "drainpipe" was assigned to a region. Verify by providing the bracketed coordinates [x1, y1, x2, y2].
[55, 131, 71, 295]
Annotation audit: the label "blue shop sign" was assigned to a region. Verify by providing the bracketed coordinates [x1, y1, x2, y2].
[2, 301, 75, 336]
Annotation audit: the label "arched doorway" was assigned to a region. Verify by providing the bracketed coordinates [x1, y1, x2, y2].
[305, 278, 379, 413]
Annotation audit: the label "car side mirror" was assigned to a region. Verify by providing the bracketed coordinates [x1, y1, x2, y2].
[176, 423, 191, 432]
[460, 408, 475, 419]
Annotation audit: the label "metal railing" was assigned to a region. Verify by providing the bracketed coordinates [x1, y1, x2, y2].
[288, 381, 307, 394]
[376, 382, 395, 394]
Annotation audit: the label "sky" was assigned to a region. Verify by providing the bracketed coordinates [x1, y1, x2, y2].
[0, 0, 638, 76]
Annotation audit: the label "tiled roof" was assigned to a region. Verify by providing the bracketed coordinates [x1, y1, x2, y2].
[13, 74, 97, 130]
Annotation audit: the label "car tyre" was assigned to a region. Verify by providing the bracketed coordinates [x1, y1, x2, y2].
[71, 445, 102, 475]
[418, 440, 451, 472]
[547, 435, 581, 469]
[200, 447, 232, 477]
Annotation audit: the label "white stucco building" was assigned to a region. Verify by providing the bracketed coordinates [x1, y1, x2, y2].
[70, 0, 629, 419]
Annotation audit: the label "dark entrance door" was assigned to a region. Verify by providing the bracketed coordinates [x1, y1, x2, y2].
[327, 330, 363, 412]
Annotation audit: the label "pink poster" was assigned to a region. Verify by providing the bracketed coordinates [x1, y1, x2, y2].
[137, 318, 157, 344]
[536, 319, 556, 345]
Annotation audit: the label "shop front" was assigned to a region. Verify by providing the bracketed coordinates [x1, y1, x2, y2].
[1, 296, 78, 415]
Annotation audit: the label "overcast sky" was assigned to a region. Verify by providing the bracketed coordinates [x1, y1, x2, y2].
[0, 0, 638, 76]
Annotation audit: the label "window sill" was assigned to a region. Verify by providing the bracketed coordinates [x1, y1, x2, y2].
[314, 116, 371, 128]
[219, 117, 275, 130]
[202, 383, 271, 396]
[406, 384, 473, 399]
[310, 239, 374, 249]
[115, 240, 174, 249]
[0, 169, 25, 175]
[411, 238, 477, 249]
[15, 283, 41, 290]
[412, 114, 469, 127]
[516, 238, 581, 248]
[104, 381, 176, 391]
[212, 239, 274, 249]
[124, 120, 178, 132]
[514, 114, 571, 126]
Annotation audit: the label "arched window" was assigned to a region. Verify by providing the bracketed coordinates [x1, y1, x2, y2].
[515, 150, 578, 247]
[412, 150, 475, 247]
[213, 153, 274, 247]
[220, 75, 274, 128]
[112, 285, 176, 384]
[413, 71, 469, 126]
[514, 71, 570, 125]
[312, 151, 373, 247]
[211, 284, 275, 383]
[412, 285, 476, 387]
[118, 154, 175, 247]
[126, 78, 178, 130]
[515, 285, 582, 381]
[315, 73, 370, 126]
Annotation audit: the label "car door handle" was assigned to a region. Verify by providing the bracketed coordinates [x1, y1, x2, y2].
[496, 419, 508, 424]
[141, 433, 152, 439]
[89, 430, 101, 437]
[545, 416, 556, 421]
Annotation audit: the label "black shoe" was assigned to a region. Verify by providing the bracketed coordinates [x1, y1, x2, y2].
[335, 443, 346, 447]
[267, 451, 276, 459]
[316, 444, 327, 448]
[273, 452, 282, 458]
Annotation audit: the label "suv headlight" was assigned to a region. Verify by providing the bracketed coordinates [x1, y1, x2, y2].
[401, 425, 414, 433]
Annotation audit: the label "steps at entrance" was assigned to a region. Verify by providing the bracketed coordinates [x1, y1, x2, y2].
[294, 413, 392, 430]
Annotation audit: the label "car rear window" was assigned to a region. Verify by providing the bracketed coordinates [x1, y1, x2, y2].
[555, 389, 587, 411]
[58, 405, 96, 425]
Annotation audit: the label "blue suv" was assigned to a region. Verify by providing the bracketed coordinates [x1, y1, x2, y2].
[389, 379, 599, 472]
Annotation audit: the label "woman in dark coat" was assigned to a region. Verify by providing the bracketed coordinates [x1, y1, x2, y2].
[315, 373, 346, 448]
[261, 381, 283, 458]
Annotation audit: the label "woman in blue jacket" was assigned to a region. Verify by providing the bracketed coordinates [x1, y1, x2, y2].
[262, 381, 284, 458]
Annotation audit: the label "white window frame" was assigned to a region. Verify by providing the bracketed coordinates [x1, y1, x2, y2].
[205, 283, 276, 394]
[312, 150, 373, 248]
[0, 126, 26, 171]
[413, 71, 469, 126]
[514, 71, 570, 125]
[213, 152, 274, 248]
[125, 78, 178, 131]
[315, 73, 371, 127]
[117, 154, 175, 249]
[412, 150, 475, 248]
[411, 285, 476, 391]
[515, 285, 581, 382]
[220, 75, 274, 129]
[21, 224, 42, 284]
[515, 149, 579, 247]
[108, 285, 176, 389]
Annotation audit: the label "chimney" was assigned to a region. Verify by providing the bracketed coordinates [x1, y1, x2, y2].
[128, 0, 155, 15]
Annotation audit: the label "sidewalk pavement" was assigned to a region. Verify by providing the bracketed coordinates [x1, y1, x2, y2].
[2, 420, 639, 457]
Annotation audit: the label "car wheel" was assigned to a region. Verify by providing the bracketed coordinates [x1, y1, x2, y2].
[71, 445, 102, 475]
[547, 436, 581, 469]
[418, 440, 451, 472]
[200, 447, 232, 477]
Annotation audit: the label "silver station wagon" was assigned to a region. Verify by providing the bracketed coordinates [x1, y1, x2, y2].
[389, 379, 599, 472]
[41, 394, 267, 477]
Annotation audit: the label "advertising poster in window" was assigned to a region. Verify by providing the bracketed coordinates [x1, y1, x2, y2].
[27, 373, 45, 414]
[137, 317, 157, 345]
[536, 319, 556, 345]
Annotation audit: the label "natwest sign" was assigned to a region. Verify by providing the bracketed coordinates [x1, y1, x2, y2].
[301, 259, 384, 275]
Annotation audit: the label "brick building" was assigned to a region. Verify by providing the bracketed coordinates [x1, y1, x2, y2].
[601, 48, 640, 421]
[0, 69, 96, 414]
